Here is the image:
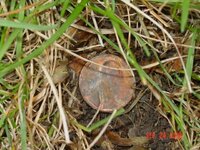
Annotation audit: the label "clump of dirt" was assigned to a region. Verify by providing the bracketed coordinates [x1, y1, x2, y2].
[126, 89, 178, 150]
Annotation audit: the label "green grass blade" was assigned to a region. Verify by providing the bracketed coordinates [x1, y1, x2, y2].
[191, 73, 200, 81]
[0, 109, 6, 128]
[73, 108, 125, 132]
[174, 114, 191, 148]
[193, 92, 200, 99]
[0, 18, 57, 31]
[181, 0, 190, 32]
[48, 112, 59, 137]
[18, 2, 27, 147]
[0, 27, 7, 50]
[10, 0, 17, 13]
[19, 89, 27, 150]
[60, 0, 71, 17]
[183, 30, 197, 87]
[151, 49, 180, 86]
[88, 108, 124, 131]
[16, 0, 25, 58]
[0, 29, 20, 60]
[0, 89, 11, 96]
[0, 78, 19, 90]
[5, 122, 12, 146]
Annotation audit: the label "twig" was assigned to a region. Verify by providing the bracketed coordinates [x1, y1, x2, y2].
[0, 0, 47, 17]
[87, 86, 104, 127]
[91, 9, 104, 46]
[125, 88, 148, 113]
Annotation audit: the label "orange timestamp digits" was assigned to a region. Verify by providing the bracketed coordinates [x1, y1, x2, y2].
[146, 131, 183, 140]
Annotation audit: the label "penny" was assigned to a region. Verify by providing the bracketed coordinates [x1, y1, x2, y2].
[79, 54, 135, 112]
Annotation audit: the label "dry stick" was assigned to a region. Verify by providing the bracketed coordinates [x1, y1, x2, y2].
[37, 60, 71, 144]
[158, 1, 169, 14]
[28, 68, 42, 118]
[86, 109, 117, 150]
[32, 89, 47, 135]
[121, 0, 192, 92]
[34, 31, 187, 72]
[0, 0, 47, 17]
[150, 1, 173, 22]
[149, 6, 170, 28]
[28, 60, 34, 119]
[125, 88, 148, 113]
[87, 84, 105, 128]
[37, 129, 52, 150]
[91, 10, 104, 46]
[86, 95, 101, 128]
[127, 6, 132, 48]
[64, 85, 79, 107]
[76, 44, 102, 52]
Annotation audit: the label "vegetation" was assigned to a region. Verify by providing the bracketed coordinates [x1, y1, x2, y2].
[0, 0, 199, 149]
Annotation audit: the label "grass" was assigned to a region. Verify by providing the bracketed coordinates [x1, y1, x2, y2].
[0, 19, 57, 31]
[0, 0, 200, 149]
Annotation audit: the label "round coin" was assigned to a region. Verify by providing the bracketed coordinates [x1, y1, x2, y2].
[79, 54, 135, 112]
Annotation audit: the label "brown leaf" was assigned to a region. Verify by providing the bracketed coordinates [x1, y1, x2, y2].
[106, 131, 149, 146]
[165, 59, 183, 72]
[67, 20, 92, 48]
[68, 55, 86, 75]
[52, 61, 69, 84]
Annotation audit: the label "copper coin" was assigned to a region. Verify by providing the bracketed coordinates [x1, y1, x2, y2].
[79, 54, 135, 112]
